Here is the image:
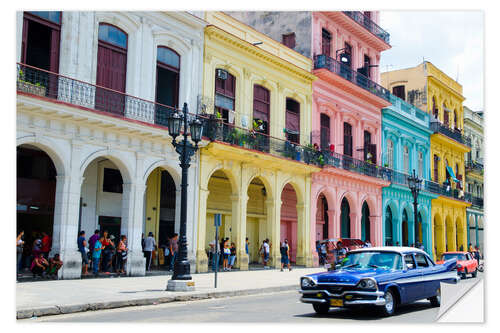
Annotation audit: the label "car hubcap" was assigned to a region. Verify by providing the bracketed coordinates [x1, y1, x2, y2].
[385, 292, 394, 312]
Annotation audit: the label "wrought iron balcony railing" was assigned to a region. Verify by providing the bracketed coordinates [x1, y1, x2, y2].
[314, 54, 391, 102]
[430, 121, 471, 146]
[342, 11, 390, 44]
[465, 160, 484, 173]
[16, 63, 202, 128]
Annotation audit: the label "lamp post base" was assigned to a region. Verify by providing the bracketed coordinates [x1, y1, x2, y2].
[166, 279, 196, 292]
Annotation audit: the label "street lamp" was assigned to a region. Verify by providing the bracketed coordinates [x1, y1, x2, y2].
[407, 169, 423, 248]
[166, 102, 203, 291]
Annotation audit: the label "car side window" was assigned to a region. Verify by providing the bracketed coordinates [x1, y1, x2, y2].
[415, 253, 429, 268]
[425, 254, 435, 266]
[404, 254, 416, 270]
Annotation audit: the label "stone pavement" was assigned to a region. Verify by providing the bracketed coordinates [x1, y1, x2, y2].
[16, 267, 324, 319]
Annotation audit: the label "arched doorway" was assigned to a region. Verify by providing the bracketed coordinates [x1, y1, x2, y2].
[247, 177, 268, 264]
[17, 145, 57, 272]
[402, 209, 409, 246]
[280, 184, 298, 263]
[415, 212, 423, 245]
[361, 201, 370, 242]
[385, 206, 393, 246]
[340, 197, 351, 238]
[144, 167, 177, 270]
[316, 193, 328, 241]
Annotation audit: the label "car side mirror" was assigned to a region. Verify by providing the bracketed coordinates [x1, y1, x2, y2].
[406, 263, 414, 270]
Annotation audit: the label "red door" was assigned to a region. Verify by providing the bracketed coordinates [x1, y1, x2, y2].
[95, 41, 127, 115]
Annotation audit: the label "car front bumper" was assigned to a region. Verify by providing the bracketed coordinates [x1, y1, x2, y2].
[299, 289, 386, 306]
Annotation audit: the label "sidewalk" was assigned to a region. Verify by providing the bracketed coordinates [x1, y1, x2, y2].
[16, 267, 324, 319]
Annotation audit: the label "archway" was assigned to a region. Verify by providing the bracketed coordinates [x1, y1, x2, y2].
[246, 177, 269, 264]
[280, 183, 298, 263]
[340, 197, 351, 238]
[385, 206, 393, 246]
[316, 193, 329, 241]
[144, 167, 177, 270]
[468, 214, 477, 248]
[361, 201, 370, 242]
[17, 144, 57, 272]
[402, 209, 409, 246]
[434, 213, 445, 258]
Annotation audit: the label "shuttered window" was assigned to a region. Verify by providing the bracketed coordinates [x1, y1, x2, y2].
[253, 85, 270, 134]
[322, 29, 331, 57]
[285, 98, 300, 144]
[320, 114, 330, 151]
[214, 70, 236, 124]
[282, 32, 296, 49]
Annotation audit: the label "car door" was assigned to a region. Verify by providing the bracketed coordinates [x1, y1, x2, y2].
[414, 252, 434, 298]
[399, 253, 423, 303]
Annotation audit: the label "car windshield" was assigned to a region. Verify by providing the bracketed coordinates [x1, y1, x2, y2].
[442, 253, 466, 261]
[340, 251, 403, 270]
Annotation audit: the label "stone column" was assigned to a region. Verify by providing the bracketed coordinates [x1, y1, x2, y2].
[393, 214, 401, 246]
[231, 193, 249, 270]
[121, 182, 146, 276]
[266, 198, 281, 268]
[295, 203, 312, 267]
[195, 188, 209, 273]
[310, 195, 319, 267]
[327, 209, 336, 239]
[369, 214, 382, 246]
[350, 212, 360, 239]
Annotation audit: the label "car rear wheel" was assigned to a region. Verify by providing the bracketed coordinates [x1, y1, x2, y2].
[461, 268, 468, 279]
[312, 303, 330, 315]
[379, 289, 396, 316]
[430, 287, 441, 307]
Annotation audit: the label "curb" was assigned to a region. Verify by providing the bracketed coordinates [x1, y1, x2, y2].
[17, 284, 299, 319]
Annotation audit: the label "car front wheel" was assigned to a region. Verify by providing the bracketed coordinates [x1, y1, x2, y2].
[472, 269, 477, 278]
[461, 268, 468, 279]
[430, 287, 441, 307]
[380, 289, 396, 316]
[312, 303, 330, 315]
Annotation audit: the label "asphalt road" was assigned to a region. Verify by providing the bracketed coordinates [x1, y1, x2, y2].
[24, 273, 482, 323]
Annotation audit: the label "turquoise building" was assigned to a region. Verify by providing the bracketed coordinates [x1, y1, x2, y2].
[381, 94, 437, 255]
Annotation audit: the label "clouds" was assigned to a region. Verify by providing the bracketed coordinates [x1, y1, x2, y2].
[380, 11, 484, 111]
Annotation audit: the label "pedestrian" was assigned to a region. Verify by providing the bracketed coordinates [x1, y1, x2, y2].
[32, 234, 42, 257]
[144, 232, 156, 271]
[228, 242, 237, 270]
[30, 253, 49, 278]
[245, 237, 249, 257]
[395, 241, 400, 247]
[222, 239, 230, 271]
[40, 231, 51, 259]
[263, 239, 270, 269]
[474, 246, 481, 266]
[16, 230, 24, 276]
[365, 239, 372, 248]
[468, 243, 474, 253]
[117, 235, 128, 274]
[209, 239, 218, 271]
[280, 239, 292, 271]
[88, 229, 100, 267]
[92, 237, 104, 276]
[459, 244, 464, 251]
[169, 233, 179, 271]
[47, 254, 63, 279]
[100, 231, 114, 273]
[320, 242, 327, 265]
[77, 231, 89, 276]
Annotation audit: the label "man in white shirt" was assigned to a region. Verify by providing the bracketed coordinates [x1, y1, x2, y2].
[144, 232, 156, 271]
[263, 239, 270, 269]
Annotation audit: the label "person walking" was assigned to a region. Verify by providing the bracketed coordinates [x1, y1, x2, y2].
[88, 229, 100, 267]
[169, 233, 179, 271]
[17, 230, 24, 276]
[40, 231, 51, 259]
[92, 237, 104, 276]
[117, 235, 128, 274]
[245, 237, 249, 257]
[100, 231, 114, 273]
[77, 231, 89, 276]
[474, 246, 481, 267]
[263, 239, 270, 269]
[320, 242, 327, 266]
[222, 239, 230, 271]
[280, 239, 292, 271]
[144, 232, 156, 271]
[228, 242, 237, 270]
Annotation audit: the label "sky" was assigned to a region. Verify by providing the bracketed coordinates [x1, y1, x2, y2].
[379, 11, 484, 111]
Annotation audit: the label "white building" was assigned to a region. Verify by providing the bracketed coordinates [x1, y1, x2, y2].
[16, 11, 206, 279]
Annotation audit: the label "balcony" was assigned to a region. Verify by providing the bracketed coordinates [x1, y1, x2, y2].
[314, 54, 391, 102]
[430, 121, 471, 146]
[465, 160, 484, 174]
[16, 63, 187, 129]
[342, 11, 390, 44]
[470, 196, 484, 208]
[387, 94, 429, 127]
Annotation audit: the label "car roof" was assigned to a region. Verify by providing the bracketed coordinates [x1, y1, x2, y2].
[349, 246, 428, 255]
[442, 251, 468, 254]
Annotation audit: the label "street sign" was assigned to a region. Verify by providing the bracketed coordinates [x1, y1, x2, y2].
[214, 214, 221, 288]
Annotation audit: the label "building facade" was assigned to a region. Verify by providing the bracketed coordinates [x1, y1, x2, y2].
[194, 12, 319, 272]
[463, 106, 484, 252]
[228, 11, 392, 265]
[381, 94, 437, 255]
[382, 62, 471, 260]
[16, 11, 206, 278]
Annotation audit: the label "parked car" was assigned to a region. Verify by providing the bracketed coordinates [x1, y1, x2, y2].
[300, 247, 459, 316]
[436, 251, 478, 279]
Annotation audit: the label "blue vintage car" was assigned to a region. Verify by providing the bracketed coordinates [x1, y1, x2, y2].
[299, 246, 459, 316]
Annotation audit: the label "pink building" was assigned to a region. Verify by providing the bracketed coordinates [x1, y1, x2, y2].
[227, 11, 392, 265]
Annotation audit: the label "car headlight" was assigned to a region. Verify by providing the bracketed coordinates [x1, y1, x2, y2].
[357, 278, 378, 290]
[301, 277, 316, 288]
[457, 264, 462, 269]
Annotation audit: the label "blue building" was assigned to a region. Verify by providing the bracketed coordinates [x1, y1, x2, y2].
[381, 94, 437, 255]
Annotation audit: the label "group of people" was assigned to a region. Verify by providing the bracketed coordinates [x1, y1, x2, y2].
[141, 232, 179, 272]
[16, 230, 63, 279]
[78, 229, 129, 276]
[468, 243, 482, 266]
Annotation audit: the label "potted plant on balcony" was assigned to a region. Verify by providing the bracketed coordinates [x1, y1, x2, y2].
[17, 69, 46, 97]
[303, 143, 316, 164]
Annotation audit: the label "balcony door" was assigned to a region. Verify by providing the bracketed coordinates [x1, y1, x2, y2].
[155, 46, 180, 126]
[95, 24, 127, 116]
[343, 122, 353, 156]
[321, 28, 331, 57]
[253, 85, 270, 135]
[320, 114, 330, 151]
[285, 98, 300, 144]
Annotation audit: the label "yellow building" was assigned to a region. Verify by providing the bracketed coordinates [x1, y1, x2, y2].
[195, 12, 319, 273]
[382, 61, 471, 260]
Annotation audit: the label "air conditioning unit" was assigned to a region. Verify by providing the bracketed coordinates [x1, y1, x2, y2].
[216, 69, 228, 80]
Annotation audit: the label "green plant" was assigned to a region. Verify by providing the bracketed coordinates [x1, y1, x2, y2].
[216, 111, 222, 119]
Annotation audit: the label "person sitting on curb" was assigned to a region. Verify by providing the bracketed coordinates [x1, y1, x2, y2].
[30, 253, 49, 278]
[47, 254, 63, 278]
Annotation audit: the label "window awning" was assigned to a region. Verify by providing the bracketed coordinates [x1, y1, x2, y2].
[446, 165, 459, 182]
